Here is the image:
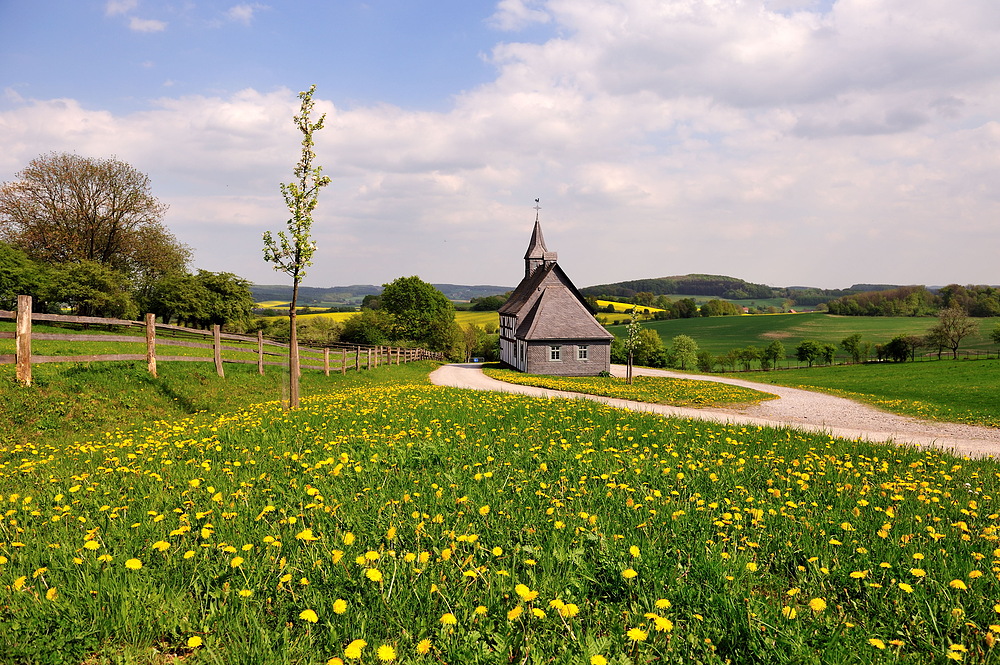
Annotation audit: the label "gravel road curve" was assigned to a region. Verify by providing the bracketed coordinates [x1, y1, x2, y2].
[428, 363, 1000, 459]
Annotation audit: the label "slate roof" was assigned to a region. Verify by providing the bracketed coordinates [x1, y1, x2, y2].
[499, 263, 613, 341]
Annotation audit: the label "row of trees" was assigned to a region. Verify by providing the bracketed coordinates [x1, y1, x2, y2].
[826, 284, 1000, 317]
[1, 153, 255, 328]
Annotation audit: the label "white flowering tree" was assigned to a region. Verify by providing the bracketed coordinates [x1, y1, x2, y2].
[262, 85, 331, 408]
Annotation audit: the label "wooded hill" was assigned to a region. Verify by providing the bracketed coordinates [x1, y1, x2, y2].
[251, 283, 512, 306]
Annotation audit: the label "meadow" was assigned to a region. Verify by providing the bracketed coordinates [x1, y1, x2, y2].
[482, 367, 777, 408]
[2, 362, 999, 664]
[609, 313, 1000, 357]
[722, 359, 1000, 429]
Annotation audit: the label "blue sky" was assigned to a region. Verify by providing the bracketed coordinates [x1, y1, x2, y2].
[2, 0, 998, 290]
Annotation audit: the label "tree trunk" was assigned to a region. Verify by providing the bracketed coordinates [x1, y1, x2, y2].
[289, 280, 301, 408]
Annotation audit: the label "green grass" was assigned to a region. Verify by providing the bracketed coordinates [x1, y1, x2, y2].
[721, 359, 1000, 429]
[482, 366, 776, 407]
[2, 367, 999, 664]
[609, 312, 1000, 357]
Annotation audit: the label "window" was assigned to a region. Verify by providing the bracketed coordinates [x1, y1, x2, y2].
[577, 345, 589, 360]
[549, 345, 561, 361]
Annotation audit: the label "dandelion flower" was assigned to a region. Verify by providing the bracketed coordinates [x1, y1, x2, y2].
[83, 541, 100, 551]
[626, 627, 648, 642]
[344, 639, 366, 660]
[326, 657, 344, 665]
[152, 540, 170, 552]
[560, 603, 580, 618]
[591, 656, 608, 665]
[230, 556, 244, 568]
[492, 547, 503, 556]
[474, 605, 487, 616]
[13, 576, 27, 591]
[376, 645, 396, 661]
[187, 636, 203, 648]
[343, 532, 355, 546]
[238, 589, 253, 598]
[808, 598, 827, 612]
[333, 598, 348, 614]
[868, 639, 886, 650]
[45, 587, 58, 601]
[125, 558, 143, 570]
[507, 606, 523, 620]
[299, 609, 319, 623]
[531, 608, 546, 619]
[296, 528, 319, 541]
[514, 584, 538, 601]
[652, 617, 673, 632]
[365, 568, 383, 582]
[655, 598, 671, 609]
[898, 583, 914, 593]
[910, 568, 926, 577]
[440, 612, 457, 625]
[416, 638, 432, 655]
[622, 568, 638, 580]
[746, 562, 758, 572]
[629, 545, 640, 557]
[781, 606, 797, 619]
[949, 579, 968, 590]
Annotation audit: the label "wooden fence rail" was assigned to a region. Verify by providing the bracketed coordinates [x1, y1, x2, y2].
[0, 295, 443, 386]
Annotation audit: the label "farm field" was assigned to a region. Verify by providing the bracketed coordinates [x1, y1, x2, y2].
[722, 359, 1000, 429]
[2, 363, 1000, 663]
[258, 311, 501, 329]
[608, 313, 1000, 357]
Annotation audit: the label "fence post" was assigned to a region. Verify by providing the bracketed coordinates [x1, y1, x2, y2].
[323, 347, 330, 377]
[367, 348, 372, 370]
[15, 294, 32, 386]
[257, 330, 265, 375]
[145, 313, 157, 378]
[213, 325, 224, 377]
[355, 347, 360, 372]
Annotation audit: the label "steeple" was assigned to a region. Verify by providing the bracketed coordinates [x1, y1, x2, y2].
[523, 199, 558, 278]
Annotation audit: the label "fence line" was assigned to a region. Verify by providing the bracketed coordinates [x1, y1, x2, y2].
[0, 295, 442, 386]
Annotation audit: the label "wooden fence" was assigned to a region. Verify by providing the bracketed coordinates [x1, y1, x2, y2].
[0, 295, 442, 386]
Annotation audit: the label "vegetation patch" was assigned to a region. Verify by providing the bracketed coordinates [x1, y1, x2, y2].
[483, 366, 776, 408]
[726, 359, 1000, 429]
[1, 373, 998, 663]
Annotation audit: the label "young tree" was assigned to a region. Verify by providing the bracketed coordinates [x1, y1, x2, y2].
[795, 340, 822, 368]
[624, 314, 641, 384]
[669, 334, 699, 371]
[761, 340, 785, 371]
[840, 333, 865, 364]
[991, 323, 1000, 347]
[927, 306, 980, 359]
[263, 85, 331, 408]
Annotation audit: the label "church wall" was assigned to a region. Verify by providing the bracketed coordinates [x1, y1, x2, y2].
[524, 339, 610, 376]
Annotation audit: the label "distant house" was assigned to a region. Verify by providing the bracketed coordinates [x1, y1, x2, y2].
[498, 214, 613, 375]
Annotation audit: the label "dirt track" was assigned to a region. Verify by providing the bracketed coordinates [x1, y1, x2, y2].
[428, 364, 1000, 459]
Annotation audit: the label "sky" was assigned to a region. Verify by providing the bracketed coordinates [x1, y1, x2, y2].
[2, 0, 999, 291]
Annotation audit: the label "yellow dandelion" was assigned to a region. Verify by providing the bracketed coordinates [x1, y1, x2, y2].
[629, 545, 640, 557]
[299, 609, 319, 623]
[231, 556, 244, 568]
[622, 568, 638, 580]
[376, 644, 396, 662]
[898, 583, 914, 593]
[238, 589, 253, 598]
[626, 627, 648, 642]
[440, 612, 457, 625]
[655, 598, 671, 609]
[327, 657, 344, 665]
[591, 656, 608, 665]
[479, 505, 490, 516]
[152, 540, 169, 552]
[296, 528, 319, 541]
[83, 540, 100, 551]
[333, 598, 348, 614]
[560, 603, 580, 618]
[746, 562, 758, 572]
[416, 638, 432, 655]
[45, 587, 58, 601]
[949, 579, 968, 590]
[125, 558, 143, 570]
[365, 568, 383, 582]
[507, 606, 523, 620]
[808, 598, 827, 612]
[652, 616, 673, 632]
[868, 639, 886, 650]
[187, 636, 203, 648]
[343, 532, 355, 546]
[474, 605, 487, 615]
[781, 606, 797, 619]
[344, 639, 366, 660]
[13, 576, 27, 591]
[910, 568, 926, 577]
[531, 608, 546, 619]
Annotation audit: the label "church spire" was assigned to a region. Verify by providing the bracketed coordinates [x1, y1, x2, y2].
[523, 198, 558, 278]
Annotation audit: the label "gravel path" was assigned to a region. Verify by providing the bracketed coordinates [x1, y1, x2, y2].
[429, 364, 1000, 459]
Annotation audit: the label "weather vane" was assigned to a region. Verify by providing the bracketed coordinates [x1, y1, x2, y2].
[533, 197, 541, 220]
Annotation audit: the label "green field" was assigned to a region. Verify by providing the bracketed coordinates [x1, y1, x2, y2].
[2, 362, 999, 664]
[722, 358, 1000, 429]
[610, 312, 1000, 357]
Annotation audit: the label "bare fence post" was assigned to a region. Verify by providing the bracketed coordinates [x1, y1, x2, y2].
[257, 330, 265, 375]
[323, 347, 330, 377]
[213, 325, 224, 377]
[341, 349, 346, 375]
[15, 295, 32, 386]
[367, 348, 372, 370]
[355, 347, 360, 372]
[145, 313, 157, 378]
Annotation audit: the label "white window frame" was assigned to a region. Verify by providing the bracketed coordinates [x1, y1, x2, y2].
[549, 345, 561, 361]
[577, 345, 589, 360]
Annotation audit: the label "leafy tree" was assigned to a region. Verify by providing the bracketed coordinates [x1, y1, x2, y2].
[883, 335, 913, 363]
[340, 310, 394, 346]
[733, 346, 760, 372]
[47, 260, 138, 319]
[669, 334, 699, 371]
[840, 333, 865, 364]
[0, 242, 49, 310]
[470, 294, 507, 311]
[262, 85, 331, 408]
[634, 328, 668, 368]
[820, 343, 836, 365]
[298, 316, 342, 347]
[761, 340, 785, 371]
[360, 294, 382, 310]
[696, 350, 716, 372]
[927, 307, 979, 359]
[700, 299, 742, 317]
[795, 340, 822, 368]
[379, 275, 460, 354]
[991, 323, 1000, 347]
[0, 153, 189, 284]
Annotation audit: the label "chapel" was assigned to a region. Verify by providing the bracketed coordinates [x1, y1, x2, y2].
[498, 209, 613, 375]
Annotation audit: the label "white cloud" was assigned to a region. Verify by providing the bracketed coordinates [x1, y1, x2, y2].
[5, 0, 1000, 287]
[226, 3, 267, 26]
[128, 16, 167, 32]
[105, 0, 137, 17]
[489, 0, 551, 31]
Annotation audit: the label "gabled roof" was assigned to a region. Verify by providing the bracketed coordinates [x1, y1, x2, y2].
[499, 262, 612, 341]
[517, 284, 613, 341]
